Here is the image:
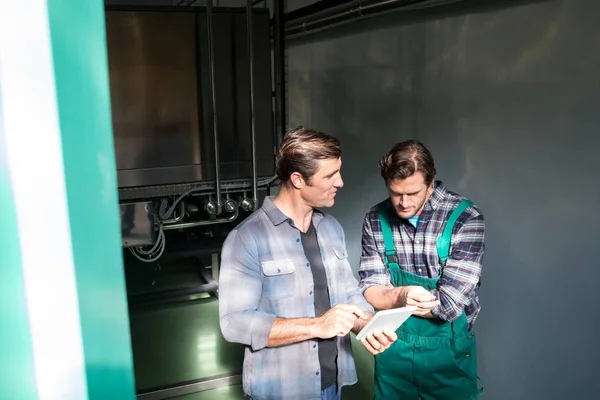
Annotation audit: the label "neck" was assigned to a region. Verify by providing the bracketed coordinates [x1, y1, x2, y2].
[273, 185, 314, 232]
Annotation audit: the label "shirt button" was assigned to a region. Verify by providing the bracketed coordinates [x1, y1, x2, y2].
[416, 240, 420, 244]
[309, 291, 313, 295]
[418, 268, 422, 272]
[296, 238, 300, 242]
[316, 372, 320, 376]
[306, 263, 309, 267]
[313, 344, 317, 349]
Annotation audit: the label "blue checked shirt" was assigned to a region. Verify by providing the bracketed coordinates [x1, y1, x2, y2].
[219, 196, 374, 400]
[358, 181, 485, 328]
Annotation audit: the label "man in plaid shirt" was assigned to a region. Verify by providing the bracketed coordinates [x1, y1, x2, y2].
[359, 140, 485, 399]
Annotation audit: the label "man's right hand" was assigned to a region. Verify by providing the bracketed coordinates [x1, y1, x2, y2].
[395, 286, 440, 316]
[313, 304, 367, 339]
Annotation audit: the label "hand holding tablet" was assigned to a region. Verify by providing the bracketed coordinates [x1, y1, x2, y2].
[356, 305, 417, 341]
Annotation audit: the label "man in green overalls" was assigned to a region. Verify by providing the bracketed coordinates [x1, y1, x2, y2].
[358, 140, 485, 400]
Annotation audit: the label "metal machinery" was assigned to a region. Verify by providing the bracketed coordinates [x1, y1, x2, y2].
[105, 1, 286, 398]
[107, 1, 284, 294]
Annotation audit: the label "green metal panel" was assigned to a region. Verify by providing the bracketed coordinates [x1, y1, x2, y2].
[0, 1, 135, 398]
[0, 94, 38, 400]
[46, 1, 136, 399]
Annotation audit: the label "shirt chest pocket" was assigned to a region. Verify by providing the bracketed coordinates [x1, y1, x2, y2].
[331, 246, 349, 283]
[261, 259, 296, 300]
[332, 246, 348, 261]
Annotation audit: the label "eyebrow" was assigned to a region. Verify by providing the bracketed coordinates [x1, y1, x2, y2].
[390, 189, 421, 196]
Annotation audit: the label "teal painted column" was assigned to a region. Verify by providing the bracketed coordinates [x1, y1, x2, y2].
[0, 1, 136, 399]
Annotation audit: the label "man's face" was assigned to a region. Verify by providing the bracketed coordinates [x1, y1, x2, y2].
[387, 172, 432, 219]
[301, 158, 344, 208]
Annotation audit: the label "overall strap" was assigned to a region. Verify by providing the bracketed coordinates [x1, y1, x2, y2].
[436, 199, 474, 264]
[377, 203, 397, 265]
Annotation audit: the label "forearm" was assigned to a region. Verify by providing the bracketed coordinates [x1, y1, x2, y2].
[267, 317, 318, 347]
[430, 286, 470, 321]
[363, 285, 400, 310]
[432, 262, 481, 321]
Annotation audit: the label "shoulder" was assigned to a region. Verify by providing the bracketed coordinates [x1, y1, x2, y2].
[365, 198, 391, 220]
[225, 208, 269, 245]
[236, 207, 267, 230]
[441, 187, 484, 221]
[316, 210, 343, 233]
[439, 189, 485, 237]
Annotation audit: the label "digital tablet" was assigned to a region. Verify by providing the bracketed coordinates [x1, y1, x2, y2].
[355, 306, 417, 341]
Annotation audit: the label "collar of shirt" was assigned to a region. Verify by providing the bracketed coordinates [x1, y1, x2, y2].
[262, 195, 325, 229]
[425, 180, 449, 212]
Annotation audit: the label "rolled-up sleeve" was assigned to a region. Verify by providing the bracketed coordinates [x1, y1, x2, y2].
[431, 213, 485, 322]
[218, 229, 276, 351]
[358, 214, 392, 293]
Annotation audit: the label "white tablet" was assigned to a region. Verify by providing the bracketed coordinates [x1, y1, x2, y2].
[355, 306, 417, 341]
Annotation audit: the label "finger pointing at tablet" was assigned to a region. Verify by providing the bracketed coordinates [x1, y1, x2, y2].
[313, 304, 367, 339]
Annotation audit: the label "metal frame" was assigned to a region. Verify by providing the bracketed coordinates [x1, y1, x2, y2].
[127, 256, 219, 304]
[273, 0, 287, 146]
[105, 4, 276, 198]
[118, 175, 277, 202]
[136, 373, 242, 400]
[206, 0, 223, 215]
[247, 0, 259, 210]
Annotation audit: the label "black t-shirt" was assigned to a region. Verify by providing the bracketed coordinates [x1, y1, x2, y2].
[300, 222, 338, 389]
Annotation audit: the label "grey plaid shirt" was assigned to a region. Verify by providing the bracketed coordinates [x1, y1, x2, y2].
[219, 196, 374, 400]
[358, 181, 485, 328]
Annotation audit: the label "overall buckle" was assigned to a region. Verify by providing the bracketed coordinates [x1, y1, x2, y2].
[386, 254, 399, 264]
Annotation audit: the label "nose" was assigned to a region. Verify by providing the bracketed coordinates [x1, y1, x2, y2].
[397, 195, 407, 207]
[335, 175, 344, 188]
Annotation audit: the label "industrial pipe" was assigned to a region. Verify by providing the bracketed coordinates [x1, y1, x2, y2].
[285, 0, 464, 38]
[246, 0, 258, 211]
[162, 207, 239, 230]
[159, 202, 186, 224]
[206, 0, 222, 215]
[273, 0, 286, 146]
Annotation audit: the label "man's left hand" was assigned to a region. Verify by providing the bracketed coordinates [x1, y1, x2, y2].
[360, 330, 397, 355]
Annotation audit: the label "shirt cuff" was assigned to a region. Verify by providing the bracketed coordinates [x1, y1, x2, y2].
[429, 288, 445, 320]
[250, 312, 277, 351]
[359, 279, 393, 294]
[359, 301, 375, 314]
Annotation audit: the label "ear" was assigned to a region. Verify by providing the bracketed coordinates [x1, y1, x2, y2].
[290, 172, 305, 190]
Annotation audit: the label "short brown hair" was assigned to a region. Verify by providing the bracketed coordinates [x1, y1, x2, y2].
[379, 140, 436, 185]
[276, 126, 341, 184]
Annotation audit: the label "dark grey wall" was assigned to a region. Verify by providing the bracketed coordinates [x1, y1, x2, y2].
[288, 0, 600, 399]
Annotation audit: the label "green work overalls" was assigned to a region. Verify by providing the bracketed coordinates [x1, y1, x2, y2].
[374, 200, 482, 400]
